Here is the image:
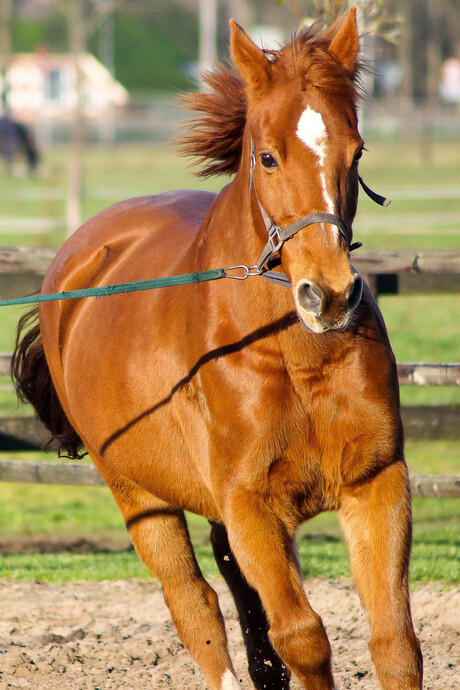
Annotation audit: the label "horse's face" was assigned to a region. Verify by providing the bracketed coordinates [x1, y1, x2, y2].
[251, 86, 364, 334]
[231, 9, 364, 333]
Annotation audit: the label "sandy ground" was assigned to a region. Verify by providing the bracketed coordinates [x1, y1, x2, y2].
[0, 577, 458, 689]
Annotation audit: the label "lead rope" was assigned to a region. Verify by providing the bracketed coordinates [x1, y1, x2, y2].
[0, 269, 229, 307]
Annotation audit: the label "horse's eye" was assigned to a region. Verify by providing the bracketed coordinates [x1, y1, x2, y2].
[260, 153, 278, 169]
[353, 148, 364, 164]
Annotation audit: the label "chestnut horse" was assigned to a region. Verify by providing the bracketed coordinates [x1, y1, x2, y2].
[12, 9, 422, 689]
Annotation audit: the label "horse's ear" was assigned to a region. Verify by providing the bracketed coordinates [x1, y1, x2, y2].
[229, 19, 270, 95]
[327, 6, 360, 74]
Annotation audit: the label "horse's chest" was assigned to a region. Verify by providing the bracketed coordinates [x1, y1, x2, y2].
[270, 370, 397, 508]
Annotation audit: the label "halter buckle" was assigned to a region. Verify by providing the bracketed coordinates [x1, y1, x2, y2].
[268, 225, 283, 253]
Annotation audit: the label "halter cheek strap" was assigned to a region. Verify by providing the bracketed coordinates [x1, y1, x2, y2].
[249, 140, 390, 287]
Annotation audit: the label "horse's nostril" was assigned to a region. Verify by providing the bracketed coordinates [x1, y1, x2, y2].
[347, 275, 363, 311]
[297, 281, 323, 315]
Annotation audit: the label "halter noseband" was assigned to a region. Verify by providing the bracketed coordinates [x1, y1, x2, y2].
[249, 139, 389, 287]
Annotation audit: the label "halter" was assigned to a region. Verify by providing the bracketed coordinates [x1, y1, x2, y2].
[249, 139, 390, 287]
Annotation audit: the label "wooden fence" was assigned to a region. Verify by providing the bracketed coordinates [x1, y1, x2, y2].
[0, 457, 458, 498]
[0, 247, 459, 496]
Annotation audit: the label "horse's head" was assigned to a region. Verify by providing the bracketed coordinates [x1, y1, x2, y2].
[231, 8, 364, 333]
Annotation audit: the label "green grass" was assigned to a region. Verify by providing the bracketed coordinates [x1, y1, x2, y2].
[0, 440, 458, 584]
[0, 551, 149, 582]
[0, 139, 458, 585]
[1, 139, 459, 250]
[381, 294, 460, 406]
[0, 479, 458, 584]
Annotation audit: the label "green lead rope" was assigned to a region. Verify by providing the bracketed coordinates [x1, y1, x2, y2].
[0, 268, 227, 307]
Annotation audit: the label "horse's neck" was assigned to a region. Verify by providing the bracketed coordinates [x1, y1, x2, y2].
[196, 173, 254, 265]
[194, 173, 324, 357]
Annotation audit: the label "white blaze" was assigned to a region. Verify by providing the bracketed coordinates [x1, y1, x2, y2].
[296, 106, 328, 164]
[221, 669, 242, 689]
[296, 105, 335, 218]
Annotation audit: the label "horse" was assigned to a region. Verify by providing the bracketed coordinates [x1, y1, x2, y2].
[11, 8, 422, 689]
[0, 115, 39, 174]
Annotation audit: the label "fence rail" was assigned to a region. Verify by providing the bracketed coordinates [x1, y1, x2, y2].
[0, 459, 458, 498]
[0, 401, 459, 452]
[1, 354, 459, 385]
[0, 247, 460, 299]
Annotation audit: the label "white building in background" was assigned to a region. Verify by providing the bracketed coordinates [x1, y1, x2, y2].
[440, 57, 460, 105]
[0, 51, 128, 122]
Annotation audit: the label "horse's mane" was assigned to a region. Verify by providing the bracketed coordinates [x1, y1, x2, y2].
[177, 21, 364, 178]
[178, 65, 247, 178]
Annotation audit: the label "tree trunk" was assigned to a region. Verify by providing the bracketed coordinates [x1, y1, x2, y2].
[0, 0, 12, 111]
[66, 0, 86, 236]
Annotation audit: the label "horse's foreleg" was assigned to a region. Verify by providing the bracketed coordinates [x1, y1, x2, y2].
[218, 488, 334, 690]
[210, 521, 291, 690]
[339, 460, 423, 689]
[102, 473, 241, 690]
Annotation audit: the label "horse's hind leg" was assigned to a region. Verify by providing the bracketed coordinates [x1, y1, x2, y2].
[339, 460, 423, 689]
[102, 472, 241, 689]
[210, 521, 291, 690]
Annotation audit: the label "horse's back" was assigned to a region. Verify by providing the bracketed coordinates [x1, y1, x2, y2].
[43, 189, 216, 296]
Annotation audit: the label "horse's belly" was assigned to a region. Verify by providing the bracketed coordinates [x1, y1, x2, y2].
[64, 346, 220, 517]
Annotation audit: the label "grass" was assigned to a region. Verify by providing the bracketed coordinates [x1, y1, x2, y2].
[1, 551, 149, 582]
[1, 139, 460, 249]
[381, 293, 460, 407]
[0, 442, 458, 584]
[354, 141, 460, 250]
[0, 478, 458, 584]
[0, 138, 458, 585]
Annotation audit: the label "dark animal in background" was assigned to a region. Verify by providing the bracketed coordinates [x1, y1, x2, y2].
[0, 115, 39, 174]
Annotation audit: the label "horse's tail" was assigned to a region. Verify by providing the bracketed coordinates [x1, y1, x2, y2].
[11, 308, 84, 458]
[14, 122, 39, 172]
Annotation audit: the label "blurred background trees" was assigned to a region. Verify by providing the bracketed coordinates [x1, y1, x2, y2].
[0, 0, 458, 102]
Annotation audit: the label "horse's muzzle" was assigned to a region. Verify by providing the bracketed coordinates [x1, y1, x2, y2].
[295, 273, 363, 333]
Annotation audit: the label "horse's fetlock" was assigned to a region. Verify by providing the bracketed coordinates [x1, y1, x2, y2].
[370, 631, 423, 689]
[248, 653, 291, 690]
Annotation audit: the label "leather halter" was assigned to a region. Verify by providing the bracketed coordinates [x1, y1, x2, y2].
[249, 140, 389, 287]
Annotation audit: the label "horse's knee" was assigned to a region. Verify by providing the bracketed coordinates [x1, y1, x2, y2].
[269, 613, 333, 687]
[163, 576, 220, 618]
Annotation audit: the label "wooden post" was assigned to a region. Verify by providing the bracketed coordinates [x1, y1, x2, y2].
[0, 0, 12, 112]
[66, 0, 86, 236]
[98, 7, 116, 145]
[199, 0, 217, 74]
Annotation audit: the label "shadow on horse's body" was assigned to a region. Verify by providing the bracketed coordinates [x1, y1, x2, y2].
[12, 9, 422, 690]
